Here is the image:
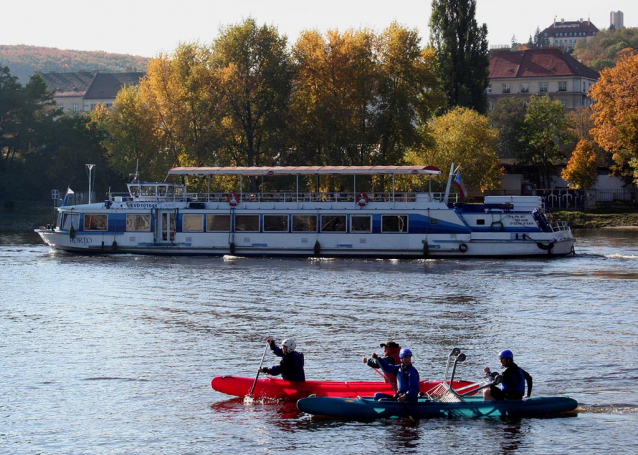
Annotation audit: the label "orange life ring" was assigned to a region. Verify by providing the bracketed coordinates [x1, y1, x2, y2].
[227, 193, 240, 206]
[356, 192, 369, 207]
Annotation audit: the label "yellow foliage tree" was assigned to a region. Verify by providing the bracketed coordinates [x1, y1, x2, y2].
[589, 54, 638, 183]
[562, 139, 599, 189]
[407, 107, 501, 195]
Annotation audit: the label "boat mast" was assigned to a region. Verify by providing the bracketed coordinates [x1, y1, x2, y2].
[443, 163, 457, 204]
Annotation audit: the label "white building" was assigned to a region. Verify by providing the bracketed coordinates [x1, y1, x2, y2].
[610, 11, 624, 30]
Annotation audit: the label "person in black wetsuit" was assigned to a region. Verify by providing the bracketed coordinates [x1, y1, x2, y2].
[483, 349, 533, 400]
[260, 337, 305, 382]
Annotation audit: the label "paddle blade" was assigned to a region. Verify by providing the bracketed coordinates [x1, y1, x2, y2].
[243, 394, 255, 405]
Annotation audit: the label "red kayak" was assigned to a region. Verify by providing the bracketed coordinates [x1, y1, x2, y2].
[211, 375, 479, 401]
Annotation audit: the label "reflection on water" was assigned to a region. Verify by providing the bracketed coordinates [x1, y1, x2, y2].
[1, 229, 637, 453]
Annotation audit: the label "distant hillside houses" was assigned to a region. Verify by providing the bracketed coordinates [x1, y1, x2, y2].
[39, 71, 145, 114]
[488, 48, 599, 111]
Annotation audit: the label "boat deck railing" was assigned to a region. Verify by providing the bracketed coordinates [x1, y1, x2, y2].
[104, 190, 452, 205]
[549, 221, 573, 237]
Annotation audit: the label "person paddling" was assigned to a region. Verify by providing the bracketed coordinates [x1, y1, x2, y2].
[363, 341, 401, 386]
[483, 349, 533, 401]
[260, 337, 305, 382]
[371, 348, 420, 402]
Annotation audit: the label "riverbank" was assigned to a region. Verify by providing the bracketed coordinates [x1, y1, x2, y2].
[2, 202, 637, 231]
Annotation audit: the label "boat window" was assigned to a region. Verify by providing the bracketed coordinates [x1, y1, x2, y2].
[430, 218, 439, 225]
[84, 214, 108, 231]
[141, 185, 156, 196]
[476, 219, 485, 225]
[129, 185, 141, 197]
[126, 214, 151, 231]
[351, 215, 371, 233]
[157, 186, 167, 197]
[264, 215, 289, 232]
[61, 213, 80, 230]
[321, 215, 346, 232]
[183, 214, 203, 232]
[382, 215, 408, 233]
[235, 215, 260, 232]
[174, 186, 184, 197]
[207, 215, 230, 231]
[292, 215, 317, 232]
[167, 186, 175, 197]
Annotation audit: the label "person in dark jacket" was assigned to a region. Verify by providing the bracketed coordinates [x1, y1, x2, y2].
[371, 348, 420, 402]
[483, 349, 533, 401]
[363, 341, 401, 386]
[260, 337, 305, 382]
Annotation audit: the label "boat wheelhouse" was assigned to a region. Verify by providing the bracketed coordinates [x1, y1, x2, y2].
[36, 165, 575, 258]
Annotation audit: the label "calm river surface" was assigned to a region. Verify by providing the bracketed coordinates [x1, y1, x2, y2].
[1, 229, 637, 454]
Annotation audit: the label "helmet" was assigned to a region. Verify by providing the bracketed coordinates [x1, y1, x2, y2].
[399, 348, 413, 358]
[282, 338, 296, 352]
[499, 349, 513, 359]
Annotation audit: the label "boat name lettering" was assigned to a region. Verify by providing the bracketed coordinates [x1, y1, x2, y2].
[128, 203, 159, 208]
[70, 237, 93, 244]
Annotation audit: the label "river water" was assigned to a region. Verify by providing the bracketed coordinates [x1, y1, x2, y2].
[1, 229, 637, 454]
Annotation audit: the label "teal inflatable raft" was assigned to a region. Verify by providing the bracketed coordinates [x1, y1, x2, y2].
[296, 395, 578, 419]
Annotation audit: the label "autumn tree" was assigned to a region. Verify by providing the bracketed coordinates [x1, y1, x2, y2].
[517, 95, 573, 187]
[589, 53, 638, 184]
[561, 139, 599, 189]
[573, 27, 638, 71]
[429, 0, 490, 114]
[408, 107, 501, 194]
[213, 18, 294, 176]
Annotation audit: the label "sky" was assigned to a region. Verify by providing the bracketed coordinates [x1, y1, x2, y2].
[1, 0, 635, 57]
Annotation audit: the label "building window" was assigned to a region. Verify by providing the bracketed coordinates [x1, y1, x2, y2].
[539, 82, 548, 93]
[72, 103, 79, 112]
[559, 100, 567, 107]
[559, 81, 567, 92]
[520, 83, 529, 93]
[487, 84, 492, 93]
[502, 83, 510, 94]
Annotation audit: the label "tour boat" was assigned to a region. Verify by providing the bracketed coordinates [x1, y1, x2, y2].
[211, 375, 479, 401]
[36, 165, 575, 257]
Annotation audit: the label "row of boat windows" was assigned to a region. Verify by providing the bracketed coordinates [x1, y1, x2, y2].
[76, 213, 432, 233]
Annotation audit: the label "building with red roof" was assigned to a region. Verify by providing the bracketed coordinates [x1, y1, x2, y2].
[488, 48, 599, 111]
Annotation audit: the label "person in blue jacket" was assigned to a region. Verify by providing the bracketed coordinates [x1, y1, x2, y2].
[371, 348, 420, 402]
[483, 349, 533, 400]
[260, 337, 305, 382]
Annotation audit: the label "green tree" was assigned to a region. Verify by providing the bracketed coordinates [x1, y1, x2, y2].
[429, 0, 490, 114]
[489, 97, 526, 159]
[517, 95, 573, 187]
[561, 139, 599, 189]
[573, 27, 638, 71]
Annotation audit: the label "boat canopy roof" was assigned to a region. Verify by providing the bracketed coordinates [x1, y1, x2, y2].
[168, 166, 441, 176]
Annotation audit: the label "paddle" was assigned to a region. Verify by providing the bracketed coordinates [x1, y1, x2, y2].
[244, 343, 269, 404]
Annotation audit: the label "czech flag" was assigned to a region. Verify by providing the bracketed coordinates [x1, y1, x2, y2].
[454, 170, 468, 199]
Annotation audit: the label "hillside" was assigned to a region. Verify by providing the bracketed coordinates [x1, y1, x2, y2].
[0, 45, 150, 85]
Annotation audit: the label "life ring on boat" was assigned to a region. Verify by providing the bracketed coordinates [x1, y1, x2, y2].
[459, 243, 468, 253]
[227, 193, 240, 206]
[356, 192, 369, 207]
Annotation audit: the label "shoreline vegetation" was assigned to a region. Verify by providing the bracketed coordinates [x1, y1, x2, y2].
[1, 202, 636, 232]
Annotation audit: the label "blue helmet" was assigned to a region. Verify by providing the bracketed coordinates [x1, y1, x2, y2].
[399, 348, 413, 358]
[499, 349, 513, 359]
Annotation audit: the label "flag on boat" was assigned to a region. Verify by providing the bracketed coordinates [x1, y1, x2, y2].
[62, 187, 75, 206]
[66, 187, 74, 195]
[454, 171, 468, 199]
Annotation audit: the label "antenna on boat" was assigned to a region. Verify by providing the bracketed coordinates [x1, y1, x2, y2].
[443, 163, 458, 205]
[130, 159, 140, 183]
[86, 164, 95, 204]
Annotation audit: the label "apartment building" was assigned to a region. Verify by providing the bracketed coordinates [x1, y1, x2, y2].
[488, 48, 599, 111]
[540, 18, 599, 52]
[40, 71, 145, 114]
